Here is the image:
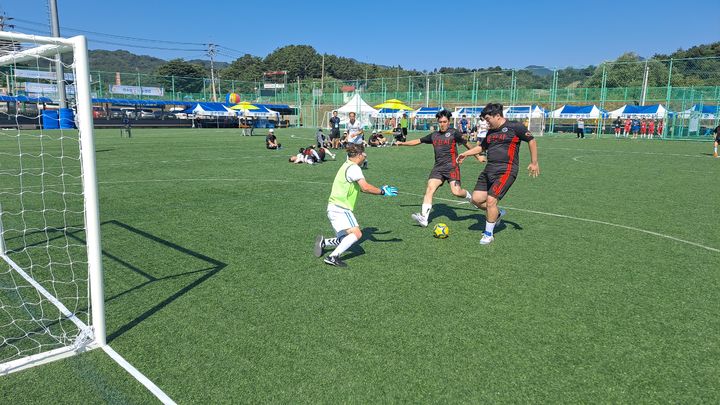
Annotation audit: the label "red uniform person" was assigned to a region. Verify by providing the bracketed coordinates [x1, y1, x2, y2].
[648, 120, 655, 138]
[623, 118, 631, 137]
[640, 119, 647, 138]
[657, 120, 664, 136]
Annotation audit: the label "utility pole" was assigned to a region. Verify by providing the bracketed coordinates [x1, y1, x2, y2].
[207, 43, 217, 102]
[49, 0, 67, 108]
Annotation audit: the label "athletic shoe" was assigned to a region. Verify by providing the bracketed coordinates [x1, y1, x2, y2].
[714, 152, 719, 158]
[411, 213, 428, 227]
[324, 255, 347, 268]
[480, 231, 494, 245]
[314, 235, 324, 257]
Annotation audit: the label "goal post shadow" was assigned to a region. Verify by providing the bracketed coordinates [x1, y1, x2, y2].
[2, 219, 226, 345]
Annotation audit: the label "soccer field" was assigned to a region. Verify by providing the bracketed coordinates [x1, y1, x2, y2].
[2, 127, 719, 403]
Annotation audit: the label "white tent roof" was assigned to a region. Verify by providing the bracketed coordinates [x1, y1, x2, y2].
[548, 105, 608, 119]
[504, 105, 546, 119]
[608, 104, 669, 119]
[337, 94, 378, 115]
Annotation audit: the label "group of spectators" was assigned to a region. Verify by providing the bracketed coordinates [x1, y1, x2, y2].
[615, 117, 664, 139]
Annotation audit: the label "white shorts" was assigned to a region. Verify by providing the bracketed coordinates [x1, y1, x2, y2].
[327, 204, 359, 234]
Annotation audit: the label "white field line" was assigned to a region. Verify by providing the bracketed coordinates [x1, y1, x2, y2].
[81, 177, 720, 254]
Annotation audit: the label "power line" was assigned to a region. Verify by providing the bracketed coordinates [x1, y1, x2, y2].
[13, 18, 206, 46]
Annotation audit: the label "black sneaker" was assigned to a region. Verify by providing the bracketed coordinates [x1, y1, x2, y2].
[324, 255, 347, 268]
[314, 235, 325, 257]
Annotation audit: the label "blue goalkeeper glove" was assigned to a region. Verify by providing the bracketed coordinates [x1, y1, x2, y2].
[381, 185, 398, 197]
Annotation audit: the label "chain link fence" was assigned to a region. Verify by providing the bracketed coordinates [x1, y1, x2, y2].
[3, 57, 719, 137]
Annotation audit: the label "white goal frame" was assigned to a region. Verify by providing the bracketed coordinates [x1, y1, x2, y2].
[0, 31, 105, 375]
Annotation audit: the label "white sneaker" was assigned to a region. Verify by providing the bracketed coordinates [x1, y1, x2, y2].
[411, 213, 428, 227]
[496, 208, 506, 226]
[480, 231, 494, 245]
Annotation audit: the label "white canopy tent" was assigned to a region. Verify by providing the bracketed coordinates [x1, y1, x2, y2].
[549, 105, 609, 119]
[608, 104, 669, 119]
[335, 93, 378, 126]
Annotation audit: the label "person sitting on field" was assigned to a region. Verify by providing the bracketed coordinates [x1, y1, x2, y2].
[392, 125, 406, 143]
[369, 130, 387, 147]
[266, 129, 282, 150]
[289, 145, 336, 164]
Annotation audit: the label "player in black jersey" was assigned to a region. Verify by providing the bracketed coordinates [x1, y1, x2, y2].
[457, 103, 540, 245]
[397, 109, 479, 227]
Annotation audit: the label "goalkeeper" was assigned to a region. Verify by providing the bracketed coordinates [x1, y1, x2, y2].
[314, 144, 398, 267]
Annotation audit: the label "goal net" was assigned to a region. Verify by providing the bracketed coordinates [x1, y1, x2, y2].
[0, 31, 104, 375]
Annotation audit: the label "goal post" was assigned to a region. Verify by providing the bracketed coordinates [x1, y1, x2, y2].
[0, 31, 105, 375]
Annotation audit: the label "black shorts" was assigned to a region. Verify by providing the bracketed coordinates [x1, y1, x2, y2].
[474, 167, 517, 200]
[330, 130, 340, 140]
[429, 164, 461, 183]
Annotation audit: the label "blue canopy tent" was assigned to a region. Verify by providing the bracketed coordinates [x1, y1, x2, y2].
[504, 105, 547, 118]
[608, 104, 673, 119]
[678, 104, 718, 119]
[549, 105, 609, 119]
[184, 103, 235, 117]
[0, 95, 53, 103]
[413, 106, 441, 119]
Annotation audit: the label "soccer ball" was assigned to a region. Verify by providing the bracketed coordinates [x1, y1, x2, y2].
[433, 223, 449, 239]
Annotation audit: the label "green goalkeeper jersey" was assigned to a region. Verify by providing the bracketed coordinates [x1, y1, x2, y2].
[328, 160, 362, 211]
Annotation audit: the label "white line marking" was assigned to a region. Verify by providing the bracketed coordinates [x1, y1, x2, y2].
[94, 178, 720, 253]
[399, 190, 720, 254]
[103, 346, 177, 405]
[543, 146, 707, 159]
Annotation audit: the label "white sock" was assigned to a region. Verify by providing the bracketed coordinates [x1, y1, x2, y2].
[421, 204, 432, 219]
[464, 190, 472, 201]
[715, 146, 718, 153]
[485, 221, 496, 235]
[330, 234, 358, 257]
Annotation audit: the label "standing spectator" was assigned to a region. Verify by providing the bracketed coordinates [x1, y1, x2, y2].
[265, 129, 282, 150]
[613, 116, 623, 138]
[576, 118, 585, 139]
[460, 114, 469, 136]
[399, 113, 409, 139]
[329, 110, 342, 149]
[640, 119, 647, 138]
[346, 112, 366, 168]
[657, 119, 664, 137]
[648, 120, 656, 139]
[713, 124, 720, 158]
[316, 128, 326, 148]
[623, 117, 631, 138]
[631, 117, 640, 139]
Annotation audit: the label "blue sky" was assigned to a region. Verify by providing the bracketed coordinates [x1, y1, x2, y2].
[2, 0, 719, 71]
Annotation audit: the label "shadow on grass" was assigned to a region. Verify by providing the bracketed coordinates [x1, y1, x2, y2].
[425, 203, 524, 235]
[342, 226, 403, 260]
[93, 221, 227, 343]
[3, 221, 226, 344]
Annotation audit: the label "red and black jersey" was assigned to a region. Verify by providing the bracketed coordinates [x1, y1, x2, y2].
[481, 121, 534, 175]
[419, 128, 467, 168]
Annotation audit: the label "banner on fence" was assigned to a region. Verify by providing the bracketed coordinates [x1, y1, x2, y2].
[109, 85, 164, 96]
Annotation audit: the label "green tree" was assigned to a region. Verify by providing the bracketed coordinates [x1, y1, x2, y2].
[264, 45, 321, 79]
[156, 59, 207, 94]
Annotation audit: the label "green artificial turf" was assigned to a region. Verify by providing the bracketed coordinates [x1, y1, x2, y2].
[1, 127, 718, 403]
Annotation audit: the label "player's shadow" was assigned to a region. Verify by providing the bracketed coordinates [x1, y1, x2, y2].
[342, 226, 403, 260]
[429, 203, 523, 234]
